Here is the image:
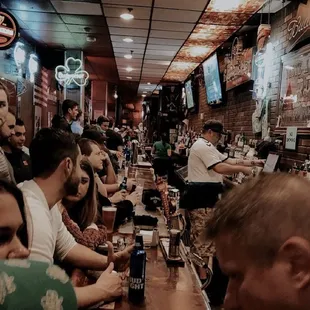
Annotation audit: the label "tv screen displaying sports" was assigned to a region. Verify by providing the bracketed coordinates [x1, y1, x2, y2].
[185, 79, 195, 109]
[202, 53, 223, 105]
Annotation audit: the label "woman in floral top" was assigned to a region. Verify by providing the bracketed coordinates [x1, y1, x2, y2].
[58, 160, 107, 251]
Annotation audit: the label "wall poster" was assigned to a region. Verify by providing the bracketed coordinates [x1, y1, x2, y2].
[280, 45, 310, 127]
[224, 37, 254, 91]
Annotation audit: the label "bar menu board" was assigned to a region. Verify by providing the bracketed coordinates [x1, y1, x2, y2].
[203, 53, 223, 105]
[280, 45, 310, 127]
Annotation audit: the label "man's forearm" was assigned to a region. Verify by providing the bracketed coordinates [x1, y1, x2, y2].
[213, 163, 248, 175]
[75, 285, 105, 308]
[226, 158, 257, 166]
[64, 243, 108, 270]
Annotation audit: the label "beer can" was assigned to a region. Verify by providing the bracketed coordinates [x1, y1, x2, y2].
[169, 229, 181, 258]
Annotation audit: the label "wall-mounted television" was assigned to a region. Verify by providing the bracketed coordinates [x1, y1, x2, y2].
[202, 53, 223, 105]
[185, 79, 195, 109]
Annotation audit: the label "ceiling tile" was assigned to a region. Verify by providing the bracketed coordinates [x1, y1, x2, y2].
[106, 18, 149, 29]
[152, 21, 194, 32]
[61, 14, 106, 25]
[147, 38, 184, 46]
[146, 49, 176, 57]
[144, 60, 171, 66]
[154, 0, 207, 11]
[103, 6, 151, 19]
[200, 12, 252, 26]
[206, 0, 264, 13]
[25, 22, 68, 32]
[188, 24, 238, 44]
[111, 35, 147, 44]
[150, 30, 188, 40]
[114, 47, 144, 54]
[0, 0, 56, 13]
[32, 30, 74, 39]
[175, 45, 212, 63]
[116, 59, 143, 65]
[152, 8, 201, 22]
[144, 54, 174, 61]
[112, 42, 146, 49]
[11, 10, 63, 23]
[102, 0, 152, 6]
[51, 1, 103, 15]
[109, 27, 148, 36]
[147, 45, 180, 52]
[66, 24, 108, 34]
[114, 52, 144, 59]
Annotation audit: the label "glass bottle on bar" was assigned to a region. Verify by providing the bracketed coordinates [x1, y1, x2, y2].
[128, 234, 146, 304]
[120, 176, 128, 191]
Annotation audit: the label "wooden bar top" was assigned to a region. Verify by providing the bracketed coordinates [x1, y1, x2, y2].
[116, 246, 208, 310]
[115, 165, 209, 310]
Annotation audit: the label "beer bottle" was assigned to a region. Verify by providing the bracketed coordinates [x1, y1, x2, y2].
[120, 176, 128, 191]
[128, 234, 146, 304]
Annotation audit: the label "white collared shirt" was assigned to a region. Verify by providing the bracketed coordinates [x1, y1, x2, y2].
[20, 180, 77, 264]
[188, 138, 227, 183]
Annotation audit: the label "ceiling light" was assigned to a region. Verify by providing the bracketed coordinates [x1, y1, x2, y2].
[143, 91, 147, 94]
[86, 35, 96, 42]
[126, 77, 132, 79]
[126, 67, 133, 72]
[147, 82, 151, 85]
[123, 37, 133, 43]
[120, 8, 134, 20]
[142, 94, 146, 97]
[124, 50, 133, 59]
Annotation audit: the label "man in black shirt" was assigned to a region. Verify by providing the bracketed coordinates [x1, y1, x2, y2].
[2, 118, 32, 183]
[52, 99, 79, 132]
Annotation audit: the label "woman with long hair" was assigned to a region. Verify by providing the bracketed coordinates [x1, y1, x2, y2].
[58, 160, 107, 251]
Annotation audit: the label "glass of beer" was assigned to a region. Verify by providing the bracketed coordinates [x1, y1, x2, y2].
[102, 206, 117, 234]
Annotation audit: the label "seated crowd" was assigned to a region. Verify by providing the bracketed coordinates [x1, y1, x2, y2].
[0, 82, 140, 308]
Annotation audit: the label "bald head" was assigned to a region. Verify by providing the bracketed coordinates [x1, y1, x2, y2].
[207, 173, 310, 265]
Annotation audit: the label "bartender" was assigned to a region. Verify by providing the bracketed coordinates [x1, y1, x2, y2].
[184, 120, 263, 296]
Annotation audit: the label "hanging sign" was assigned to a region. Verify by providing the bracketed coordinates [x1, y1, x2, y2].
[224, 38, 254, 91]
[287, 1, 310, 52]
[285, 127, 297, 150]
[0, 9, 19, 50]
[55, 57, 89, 87]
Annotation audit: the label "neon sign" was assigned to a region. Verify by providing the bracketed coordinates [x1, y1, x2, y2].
[55, 57, 89, 87]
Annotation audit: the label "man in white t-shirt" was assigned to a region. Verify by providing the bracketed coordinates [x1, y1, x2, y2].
[186, 120, 263, 281]
[20, 128, 132, 307]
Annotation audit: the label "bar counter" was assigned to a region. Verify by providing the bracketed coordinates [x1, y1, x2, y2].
[115, 246, 208, 310]
[114, 166, 210, 310]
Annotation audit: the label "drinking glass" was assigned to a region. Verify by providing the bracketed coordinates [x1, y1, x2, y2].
[102, 206, 117, 234]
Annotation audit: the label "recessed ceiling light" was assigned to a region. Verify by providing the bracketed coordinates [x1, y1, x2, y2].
[126, 67, 133, 72]
[123, 37, 133, 43]
[147, 82, 151, 85]
[124, 50, 133, 59]
[126, 77, 132, 79]
[120, 8, 134, 20]
[142, 94, 146, 97]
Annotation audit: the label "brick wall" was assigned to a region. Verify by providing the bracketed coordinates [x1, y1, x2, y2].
[189, 2, 310, 169]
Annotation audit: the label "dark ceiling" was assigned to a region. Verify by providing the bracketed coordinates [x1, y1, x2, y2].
[0, 0, 119, 82]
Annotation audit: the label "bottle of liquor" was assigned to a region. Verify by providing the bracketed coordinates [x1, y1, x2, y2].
[120, 176, 128, 191]
[128, 234, 146, 304]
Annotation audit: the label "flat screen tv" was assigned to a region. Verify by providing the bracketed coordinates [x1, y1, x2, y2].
[185, 79, 195, 109]
[202, 53, 223, 105]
